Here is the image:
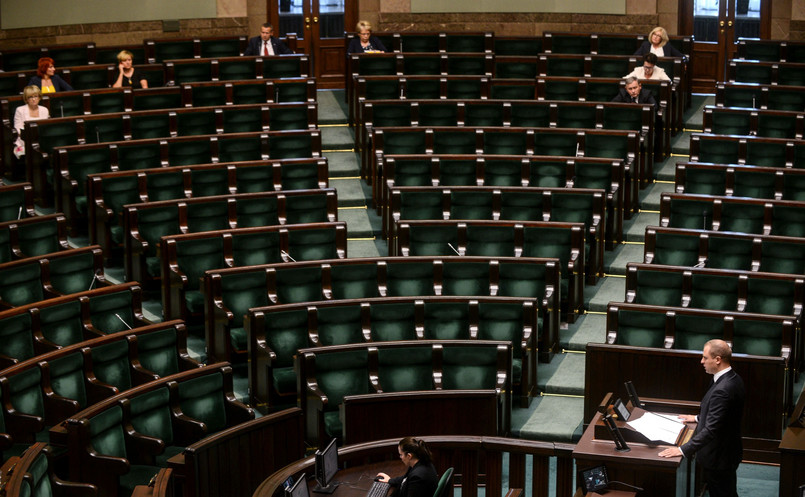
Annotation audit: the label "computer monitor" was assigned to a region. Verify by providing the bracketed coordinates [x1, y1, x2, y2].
[286, 474, 310, 497]
[313, 438, 339, 494]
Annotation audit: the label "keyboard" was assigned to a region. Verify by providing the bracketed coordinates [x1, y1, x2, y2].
[366, 481, 390, 497]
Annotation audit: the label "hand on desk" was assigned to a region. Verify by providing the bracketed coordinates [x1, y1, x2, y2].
[658, 446, 683, 458]
[677, 414, 696, 423]
[375, 473, 390, 483]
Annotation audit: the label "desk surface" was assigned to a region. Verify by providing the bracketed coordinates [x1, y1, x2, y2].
[305, 462, 405, 497]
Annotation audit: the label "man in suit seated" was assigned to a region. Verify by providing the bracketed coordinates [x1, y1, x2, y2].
[612, 76, 657, 107]
[244, 22, 294, 56]
[659, 339, 745, 497]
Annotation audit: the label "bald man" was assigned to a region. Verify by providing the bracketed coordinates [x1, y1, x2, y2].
[659, 339, 745, 497]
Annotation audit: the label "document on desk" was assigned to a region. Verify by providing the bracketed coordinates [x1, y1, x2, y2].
[627, 411, 686, 444]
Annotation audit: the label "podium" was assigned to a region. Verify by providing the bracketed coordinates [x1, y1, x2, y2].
[572, 396, 697, 497]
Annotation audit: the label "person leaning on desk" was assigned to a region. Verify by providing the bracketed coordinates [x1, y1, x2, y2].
[658, 339, 745, 497]
[376, 437, 439, 497]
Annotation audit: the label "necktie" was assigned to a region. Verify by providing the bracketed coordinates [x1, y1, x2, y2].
[633, 97, 638, 103]
[263, 41, 269, 56]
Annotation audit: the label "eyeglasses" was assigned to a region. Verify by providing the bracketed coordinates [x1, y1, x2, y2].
[643, 65, 655, 71]
[27, 95, 40, 100]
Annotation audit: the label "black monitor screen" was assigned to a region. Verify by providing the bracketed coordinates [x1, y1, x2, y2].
[315, 438, 339, 492]
[580, 465, 608, 493]
[287, 474, 309, 497]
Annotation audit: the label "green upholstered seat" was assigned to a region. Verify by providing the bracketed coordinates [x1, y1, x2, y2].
[689, 273, 739, 311]
[614, 309, 665, 348]
[446, 56, 487, 76]
[20, 450, 55, 496]
[369, 103, 413, 129]
[719, 201, 765, 234]
[746, 141, 788, 168]
[176, 111, 216, 136]
[167, 140, 212, 167]
[218, 59, 257, 81]
[126, 387, 184, 466]
[64, 147, 115, 212]
[433, 131, 476, 154]
[398, 190, 443, 222]
[316, 305, 363, 346]
[0, 229, 13, 263]
[465, 225, 516, 256]
[186, 200, 229, 233]
[771, 204, 805, 237]
[402, 55, 441, 75]
[234, 196, 280, 227]
[574, 161, 616, 193]
[117, 142, 162, 170]
[314, 349, 370, 438]
[490, 81, 537, 100]
[734, 64, 772, 84]
[16, 218, 63, 258]
[134, 205, 181, 277]
[482, 130, 528, 155]
[0, 186, 30, 223]
[510, 103, 550, 127]
[34, 121, 79, 157]
[495, 60, 538, 79]
[264, 58, 304, 78]
[100, 176, 139, 245]
[446, 79, 484, 99]
[442, 261, 490, 296]
[481, 158, 524, 186]
[777, 65, 805, 86]
[288, 227, 339, 261]
[529, 161, 567, 188]
[441, 346, 498, 390]
[88, 405, 161, 494]
[759, 239, 805, 275]
[405, 225, 459, 256]
[466, 103, 506, 127]
[377, 346, 434, 392]
[91, 340, 133, 391]
[174, 237, 226, 314]
[155, 41, 194, 61]
[745, 277, 795, 315]
[279, 161, 320, 190]
[682, 168, 727, 196]
[176, 371, 230, 434]
[500, 191, 545, 221]
[230, 82, 267, 104]
[652, 231, 700, 267]
[8, 367, 45, 423]
[494, 38, 542, 55]
[84, 118, 125, 144]
[48, 249, 101, 295]
[218, 135, 263, 163]
[556, 106, 596, 129]
[546, 57, 584, 76]
[39, 301, 85, 347]
[423, 302, 470, 340]
[732, 319, 782, 357]
[266, 106, 308, 131]
[477, 301, 525, 378]
[47, 352, 87, 408]
[450, 190, 493, 220]
[767, 89, 805, 111]
[534, 132, 576, 156]
[233, 164, 274, 193]
[672, 313, 723, 351]
[370, 303, 417, 341]
[706, 235, 753, 270]
[0, 313, 35, 366]
[134, 327, 184, 377]
[590, 58, 630, 77]
[264, 308, 309, 397]
[633, 268, 684, 306]
[267, 133, 313, 159]
[400, 35, 439, 52]
[172, 61, 213, 84]
[220, 271, 269, 351]
[88, 288, 137, 334]
[446, 34, 487, 53]
[230, 231, 283, 266]
[384, 262, 436, 297]
[284, 192, 331, 224]
[498, 261, 548, 301]
[273, 81, 309, 103]
[132, 92, 182, 112]
[144, 170, 184, 201]
[550, 192, 594, 230]
[189, 168, 229, 198]
[666, 197, 714, 230]
[757, 113, 797, 139]
[418, 103, 459, 127]
[710, 111, 751, 136]
[274, 266, 324, 304]
[364, 80, 401, 101]
[330, 263, 380, 300]
[696, 137, 741, 164]
[381, 129, 427, 155]
[190, 85, 228, 107]
[436, 159, 476, 186]
[0, 261, 44, 307]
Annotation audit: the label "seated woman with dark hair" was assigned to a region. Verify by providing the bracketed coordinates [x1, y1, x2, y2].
[347, 20, 388, 54]
[376, 437, 439, 497]
[28, 57, 73, 94]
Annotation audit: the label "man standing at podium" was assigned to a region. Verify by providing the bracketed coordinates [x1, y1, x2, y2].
[659, 339, 745, 497]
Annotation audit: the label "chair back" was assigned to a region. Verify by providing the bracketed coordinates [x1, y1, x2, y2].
[433, 467, 454, 497]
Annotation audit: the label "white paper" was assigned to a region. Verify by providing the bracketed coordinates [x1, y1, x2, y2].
[627, 411, 686, 445]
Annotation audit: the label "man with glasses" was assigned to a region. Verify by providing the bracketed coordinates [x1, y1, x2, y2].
[624, 53, 670, 81]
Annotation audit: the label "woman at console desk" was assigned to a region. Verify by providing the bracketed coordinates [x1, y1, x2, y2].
[347, 20, 388, 54]
[376, 437, 439, 497]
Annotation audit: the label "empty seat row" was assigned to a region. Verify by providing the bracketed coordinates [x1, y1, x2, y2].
[0, 318, 193, 453]
[702, 106, 804, 139]
[735, 37, 805, 63]
[123, 188, 337, 286]
[31, 129, 322, 206]
[0, 214, 70, 264]
[728, 59, 805, 86]
[248, 297, 536, 410]
[161, 222, 348, 322]
[715, 82, 805, 111]
[86, 157, 328, 249]
[0, 182, 34, 223]
[298, 340, 512, 444]
[54, 363, 252, 497]
[660, 192, 805, 237]
[690, 133, 805, 168]
[0, 282, 147, 367]
[644, 225, 805, 275]
[203, 256, 560, 366]
[0, 245, 106, 309]
[675, 162, 805, 201]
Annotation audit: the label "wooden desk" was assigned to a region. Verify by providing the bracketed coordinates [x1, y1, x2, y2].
[572, 411, 694, 497]
[779, 392, 805, 496]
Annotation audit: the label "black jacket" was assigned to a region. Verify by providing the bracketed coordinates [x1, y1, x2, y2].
[634, 40, 685, 59]
[680, 369, 745, 470]
[611, 87, 657, 108]
[389, 461, 439, 497]
[244, 36, 294, 56]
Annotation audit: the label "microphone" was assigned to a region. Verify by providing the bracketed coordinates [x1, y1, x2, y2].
[447, 243, 461, 256]
[18, 206, 23, 220]
[608, 481, 644, 492]
[88, 270, 102, 291]
[281, 250, 297, 262]
[702, 209, 709, 230]
[275, 87, 280, 103]
[114, 313, 133, 330]
[59, 101, 64, 118]
[96, 129, 100, 143]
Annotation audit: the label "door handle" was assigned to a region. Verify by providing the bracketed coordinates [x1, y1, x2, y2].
[314, 16, 319, 23]
[305, 17, 310, 23]
[720, 20, 725, 27]
[728, 20, 733, 27]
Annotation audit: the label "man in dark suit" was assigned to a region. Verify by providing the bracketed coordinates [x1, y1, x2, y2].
[612, 76, 657, 108]
[659, 339, 745, 497]
[244, 23, 294, 56]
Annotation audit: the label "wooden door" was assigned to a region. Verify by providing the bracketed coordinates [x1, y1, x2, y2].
[270, 0, 357, 88]
[679, 0, 770, 92]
